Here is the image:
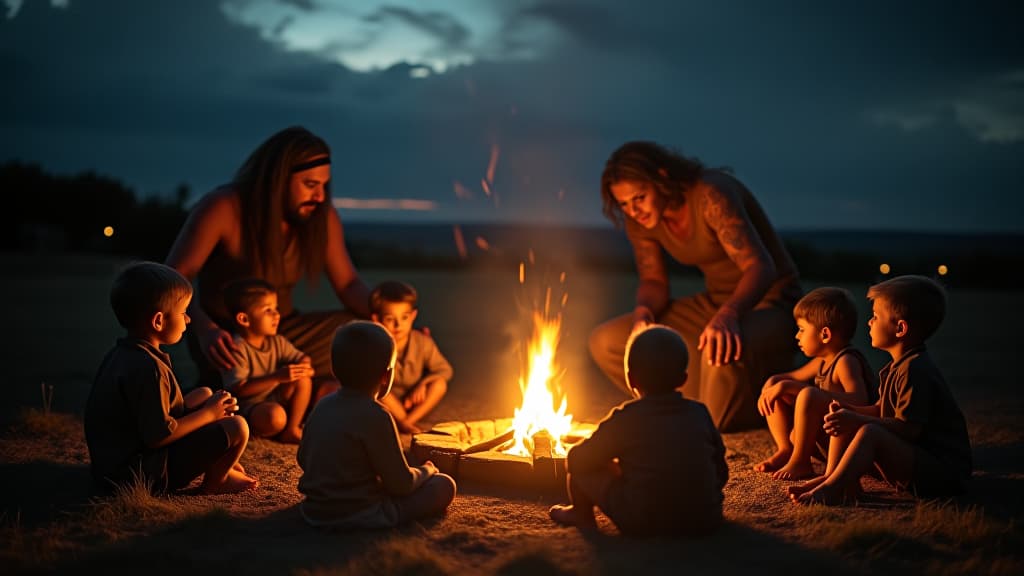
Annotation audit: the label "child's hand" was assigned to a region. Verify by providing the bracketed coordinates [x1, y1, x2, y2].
[822, 402, 860, 437]
[203, 389, 238, 419]
[277, 362, 315, 383]
[404, 383, 427, 409]
[758, 383, 780, 416]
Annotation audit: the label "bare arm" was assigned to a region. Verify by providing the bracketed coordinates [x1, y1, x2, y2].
[829, 355, 871, 405]
[152, 391, 239, 448]
[699, 181, 776, 365]
[701, 182, 776, 317]
[631, 236, 669, 326]
[324, 209, 371, 318]
[164, 191, 241, 369]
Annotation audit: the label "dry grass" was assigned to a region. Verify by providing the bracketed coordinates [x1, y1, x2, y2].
[2, 400, 1022, 576]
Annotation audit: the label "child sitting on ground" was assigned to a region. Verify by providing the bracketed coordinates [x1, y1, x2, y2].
[754, 286, 875, 480]
[369, 281, 452, 433]
[219, 277, 314, 443]
[549, 324, 728, 537]
[790, 275, 972, 505]
[84, 261, 258, 495]
[296, 320, 456, 529]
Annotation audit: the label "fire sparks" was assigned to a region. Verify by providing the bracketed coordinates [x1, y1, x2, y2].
[504, 311, 573, 458]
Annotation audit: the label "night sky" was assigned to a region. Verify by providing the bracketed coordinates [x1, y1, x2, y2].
[2, 0, 1022, 232]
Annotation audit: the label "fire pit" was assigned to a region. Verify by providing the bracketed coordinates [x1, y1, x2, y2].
[411, 418, 596, 494]
[413, 278, 595, 494]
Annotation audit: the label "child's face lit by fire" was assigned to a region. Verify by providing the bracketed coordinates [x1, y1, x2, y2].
[241, 293, 281, 338]
[373, 301, 418, 345]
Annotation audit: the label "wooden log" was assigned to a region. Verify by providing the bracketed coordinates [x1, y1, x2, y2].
[462, 427, 515, 454]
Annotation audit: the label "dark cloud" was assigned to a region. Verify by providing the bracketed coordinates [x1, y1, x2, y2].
[1, 0, 1021, 231]
[364, 6, 470, 50]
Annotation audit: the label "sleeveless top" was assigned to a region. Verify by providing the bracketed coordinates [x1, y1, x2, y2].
[814, 346, 878, 405]
[624, 170, 802, 308]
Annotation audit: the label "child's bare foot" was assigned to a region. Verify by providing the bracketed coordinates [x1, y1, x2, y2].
[276, 427, 303, 444]
[793, 482, 858, 506]
[201, 469, 259, 495]
[753, 449, 791, 473]
[232, 462, 246, 474]
[772, 461, 816, 481]
[787, 474, 826, 499]
[548, 504, 597, 528]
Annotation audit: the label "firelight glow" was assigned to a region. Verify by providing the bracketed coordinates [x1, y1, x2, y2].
[503, 310, 573, 457]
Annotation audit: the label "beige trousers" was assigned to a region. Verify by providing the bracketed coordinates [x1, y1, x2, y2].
[588, 292, 797, 432]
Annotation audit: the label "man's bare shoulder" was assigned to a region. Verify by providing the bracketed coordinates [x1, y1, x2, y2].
[191, 186, 241, 219]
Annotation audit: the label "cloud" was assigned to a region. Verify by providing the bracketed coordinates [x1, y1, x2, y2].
[953, 70, 1024, 144]
[866, 69, 1024, 144]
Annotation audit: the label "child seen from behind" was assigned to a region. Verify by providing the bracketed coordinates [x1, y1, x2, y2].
[297, 320, 456, 529]
[549, 324, 727, 537]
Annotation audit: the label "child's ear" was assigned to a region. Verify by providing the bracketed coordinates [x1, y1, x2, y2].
[895, 319, 909, 338]
[371, 313, 380, 323]
[410, 308, 419, 322]
[235, 312, 250, 328]
[820, 326, 832, 343]
[150, 311, 165, 333]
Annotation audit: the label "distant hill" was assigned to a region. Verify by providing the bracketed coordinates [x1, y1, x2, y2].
[343, 222, 1024, 289]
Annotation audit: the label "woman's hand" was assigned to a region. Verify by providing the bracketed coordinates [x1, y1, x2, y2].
[698, 306, 742, 366]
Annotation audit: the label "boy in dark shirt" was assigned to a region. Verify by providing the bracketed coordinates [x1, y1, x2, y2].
[549, 324, 728, 537]
[85, 261, 257, 495]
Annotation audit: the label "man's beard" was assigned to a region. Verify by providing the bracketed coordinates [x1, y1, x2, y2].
[286, 202, 321, 225]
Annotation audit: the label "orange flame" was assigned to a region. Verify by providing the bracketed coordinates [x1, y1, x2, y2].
[503, 311, 573, 457]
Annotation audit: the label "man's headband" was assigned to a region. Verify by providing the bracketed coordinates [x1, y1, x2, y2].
[289, 156, 331, 174]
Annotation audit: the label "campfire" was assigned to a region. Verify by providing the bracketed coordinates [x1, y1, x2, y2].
[412, 273, 594, 493]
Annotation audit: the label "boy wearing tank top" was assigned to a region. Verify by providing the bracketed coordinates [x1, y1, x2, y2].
[754, 287, 875, 480]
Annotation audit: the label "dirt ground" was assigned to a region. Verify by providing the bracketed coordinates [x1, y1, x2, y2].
[2, 376, 1022, 575]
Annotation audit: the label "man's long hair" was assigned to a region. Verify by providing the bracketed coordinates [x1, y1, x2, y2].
[233, 126, 330, 288]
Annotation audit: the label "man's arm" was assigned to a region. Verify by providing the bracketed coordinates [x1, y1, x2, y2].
[164, 190, 240, 369]
[323, 209, 371, 318]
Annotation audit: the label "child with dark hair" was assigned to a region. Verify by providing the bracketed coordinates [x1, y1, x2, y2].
[85, 261, 257, 495]
[220, 277, 313, 443]
[297, 320, 456, 529]
[549, 325, 727, 537]
[754, 286, 875, 480]
[369, 280, 452, 433]
[790, 275, 971, 505]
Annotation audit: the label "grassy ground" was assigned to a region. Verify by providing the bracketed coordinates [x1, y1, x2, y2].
[2, 253, 1023, 574]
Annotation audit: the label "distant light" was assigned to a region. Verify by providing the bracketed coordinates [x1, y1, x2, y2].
[332, 198, 438, 211]
[879, 263, 891, 275]
[937, 264, 949, 276]
[409, 66, 431, 79]
[103, 226, 114, 237]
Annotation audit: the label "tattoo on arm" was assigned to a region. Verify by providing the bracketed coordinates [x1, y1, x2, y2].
[702, 184, 760, 269]
[633, 240, 666, 282]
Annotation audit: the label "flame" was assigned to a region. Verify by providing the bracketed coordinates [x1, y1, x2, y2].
[504, 311, 573, 457]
